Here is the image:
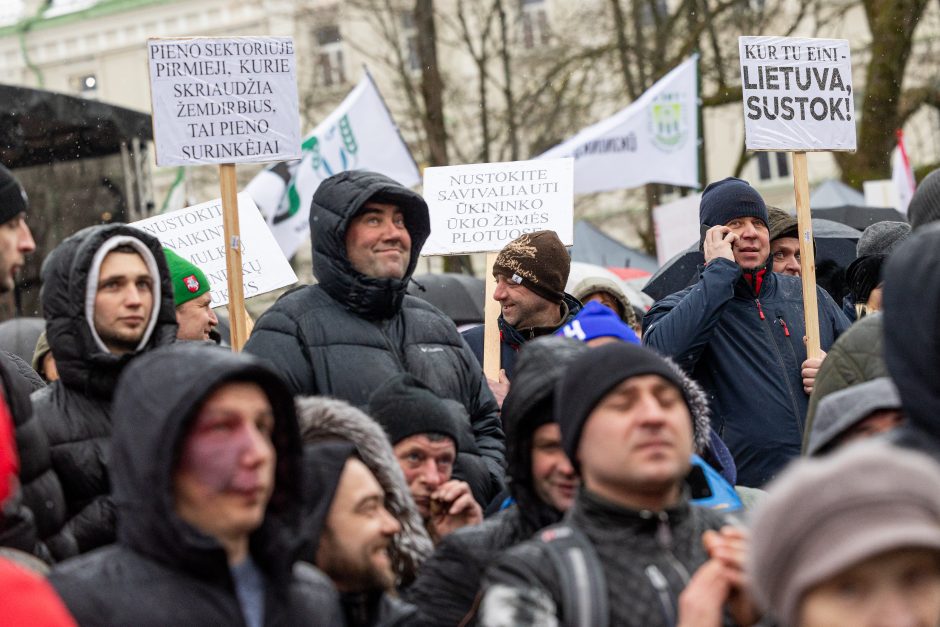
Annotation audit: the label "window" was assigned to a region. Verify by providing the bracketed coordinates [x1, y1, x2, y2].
[757, 152, 790, 181]
[74, 73, 98, 99]
[520, 0, 550, 49]
[314, 25, 346, 87]
[401, 11, 421, 72]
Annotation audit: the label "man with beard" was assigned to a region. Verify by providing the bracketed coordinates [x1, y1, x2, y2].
[644, 178, 849, 487]
[304, 440, 417, 626]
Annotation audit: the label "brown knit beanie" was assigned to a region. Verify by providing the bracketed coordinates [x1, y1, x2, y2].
[748, 442, 940, 626]
[492, 230, 570, 303]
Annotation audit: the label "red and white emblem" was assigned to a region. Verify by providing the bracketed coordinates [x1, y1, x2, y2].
[183, 275, 200, 292]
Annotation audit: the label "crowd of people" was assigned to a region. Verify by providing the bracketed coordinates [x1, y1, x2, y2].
[2, 161, 940, 626]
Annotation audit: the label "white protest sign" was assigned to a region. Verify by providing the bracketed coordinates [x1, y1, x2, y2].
[653, 193, 701, 265]
[422, 158, 574, 256]
[739, 36, 856, 151]
[148, 37, 302, 166]
[132, 194, 297, 307]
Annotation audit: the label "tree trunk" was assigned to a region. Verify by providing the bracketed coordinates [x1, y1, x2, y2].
[415, 0, 449, 167]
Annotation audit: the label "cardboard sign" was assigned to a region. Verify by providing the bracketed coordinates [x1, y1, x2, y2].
[422, 158, 574, 256]
[132, 194, 297, 307]
[739, 36, 856, 151]
[148, 36, 302, 166]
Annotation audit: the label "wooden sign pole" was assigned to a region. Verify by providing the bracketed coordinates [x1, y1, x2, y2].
[792, 151, 821, 359]
[482, 252, 502, 380]
[219, 163, 249, 351]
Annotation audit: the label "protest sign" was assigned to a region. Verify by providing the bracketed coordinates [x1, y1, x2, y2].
[739, 36, 856, 152]
[148, 36, 301, 167]
[653, 193, 701, 265]
[739, 35, 858, 358]
[422, 158, 574, 256]
[132, 193, 297, 308]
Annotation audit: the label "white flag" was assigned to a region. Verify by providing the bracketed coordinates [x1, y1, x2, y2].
[892, 132, 915, 215]
[538, 55, 699, 193]
[245, 72, 420, 258]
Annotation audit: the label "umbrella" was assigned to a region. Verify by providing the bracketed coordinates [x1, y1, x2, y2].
[408, 273, 485, 326]
[812, 205, 905, 231]
[566, 262, 653, 310]
[0, 317, 45, 364]
[642, 218, 863, 302]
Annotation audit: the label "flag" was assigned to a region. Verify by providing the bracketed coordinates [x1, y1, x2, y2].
[892, 129, 915, 214]
[245, 72, 420, 258]
[538, 55, 699, 193]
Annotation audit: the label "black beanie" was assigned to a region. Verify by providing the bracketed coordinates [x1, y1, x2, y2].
[845, 254, 885, 303]
[699, 177, 768, 228]
[492, 230, 570, 303]
[555, 342, 692, 472]
[301, 440, 357, 555]
[0, 164, 28, 225]
[909, 169, 940, 232]
[368, 373, 461, 449]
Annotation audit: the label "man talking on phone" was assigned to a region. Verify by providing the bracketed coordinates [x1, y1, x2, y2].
[643, 177, 849, 487]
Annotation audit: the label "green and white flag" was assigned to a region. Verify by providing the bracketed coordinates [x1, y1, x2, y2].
[246, 72, 420, 258]
[538, 55, 699, 193]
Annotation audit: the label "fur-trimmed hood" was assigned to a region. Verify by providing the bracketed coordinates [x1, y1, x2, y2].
[295, 396, 432, 586]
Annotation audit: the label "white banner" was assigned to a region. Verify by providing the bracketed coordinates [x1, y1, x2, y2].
[148, 37, 302, 167]
[739, 36, 856, 151]
[538, 55, 699, 193]
[132, 194, 297, 307]
[245, 72, 420, 259]
[422, 158, 574, 256]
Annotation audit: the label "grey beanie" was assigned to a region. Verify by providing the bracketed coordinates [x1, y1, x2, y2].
[748, 442, 940, 626]
[806, 377, 903, 456]
[856, 221, 911, 257]
[909, 168, 940, 231]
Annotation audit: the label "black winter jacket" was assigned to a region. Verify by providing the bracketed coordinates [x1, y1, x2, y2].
[644, 260, 849, 487]
[0, 351, 55, 561]
[49, 344, 342, 626]
[28, 224, 178, 560]
[462, 293, 582, 379]
[478, 489, 727, 627]
[245, 171, 505, 503]
[882, 224, 940, 463]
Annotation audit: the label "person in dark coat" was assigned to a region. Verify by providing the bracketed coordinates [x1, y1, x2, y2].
[28, 224, 178, 560]
[245, 170, 505, 506]
[882, 223, 940, 463]
[478, 343, 751, 627]
[49, 344, 341, 626]
[302, 440, 418, 627]
[644, 177, 849, 487]
[0, 163, 36, 294]
[405, 336, 588, 626]
[462, 230, 581, 405]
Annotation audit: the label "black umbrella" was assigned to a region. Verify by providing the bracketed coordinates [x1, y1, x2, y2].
[408, 273, 485, 326]
[642, 219, 863, 302]
[812, 205, 905, 231]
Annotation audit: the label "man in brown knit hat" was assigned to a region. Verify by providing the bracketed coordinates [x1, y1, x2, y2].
[463, 230, 581, 405]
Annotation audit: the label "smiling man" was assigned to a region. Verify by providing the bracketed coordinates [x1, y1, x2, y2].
[246, 171, 505, 508]
[27, 225, 178, 560]
[644, 177, 850, 487]
[479, 343, 743, 627]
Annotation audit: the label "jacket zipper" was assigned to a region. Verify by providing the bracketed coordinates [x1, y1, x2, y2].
[756, 300, 803, 433]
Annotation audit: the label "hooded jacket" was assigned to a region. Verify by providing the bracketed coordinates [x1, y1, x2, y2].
[27, 224, 178, 560]
[296, 395, 433, 586]
[245, 171, 505, 504]
[882, 224, 940, 462]
[802, 313, 887, 452]
[49, 344, 341, 626]
[644, 258, 849, 487]
[462, 292, 583, 379]
[302, 440, 418, 627]
[0, 351, 57, 562]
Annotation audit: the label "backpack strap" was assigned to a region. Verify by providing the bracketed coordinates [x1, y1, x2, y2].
[536, 525, 609, 627]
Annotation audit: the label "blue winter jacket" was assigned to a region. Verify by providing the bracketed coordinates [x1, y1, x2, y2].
[643, 258, 850, 487]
